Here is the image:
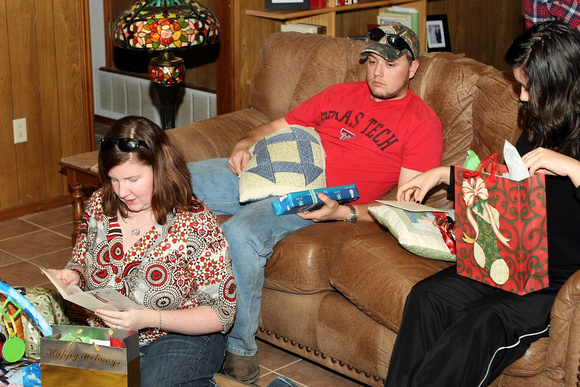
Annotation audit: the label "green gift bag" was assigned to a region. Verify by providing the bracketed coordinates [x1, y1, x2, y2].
[40, 325, 141, 387]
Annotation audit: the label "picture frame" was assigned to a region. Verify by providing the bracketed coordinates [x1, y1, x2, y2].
[426, 14, 452, 52]
[265, 0, 310, 10]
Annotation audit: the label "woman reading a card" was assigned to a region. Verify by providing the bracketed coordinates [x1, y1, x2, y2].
[46, 116, 236, 387]
[386, 21, 580, 386]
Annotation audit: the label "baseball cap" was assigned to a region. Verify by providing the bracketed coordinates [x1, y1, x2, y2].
[360, 22, 420, 62]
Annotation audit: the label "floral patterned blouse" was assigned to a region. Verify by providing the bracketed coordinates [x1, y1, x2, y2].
[66, 189, 236, 346]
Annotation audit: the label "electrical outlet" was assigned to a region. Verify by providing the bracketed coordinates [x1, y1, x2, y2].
[13, 118, 27, 144]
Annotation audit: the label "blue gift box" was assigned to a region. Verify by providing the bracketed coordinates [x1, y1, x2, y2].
[272, 184, 359, 215]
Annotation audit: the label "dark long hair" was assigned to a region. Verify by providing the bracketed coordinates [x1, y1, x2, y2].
[98, 116, 196, 223]
[504, 20, 580, 158]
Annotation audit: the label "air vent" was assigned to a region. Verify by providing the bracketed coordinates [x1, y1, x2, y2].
[96, 70, 216, 127]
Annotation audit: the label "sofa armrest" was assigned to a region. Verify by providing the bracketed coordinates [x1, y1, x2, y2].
[543, 270, 580, 384]
[167, 108, 271, 163]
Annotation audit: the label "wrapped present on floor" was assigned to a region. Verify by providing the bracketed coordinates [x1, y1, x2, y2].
[272, 184, 359, 215]
[0, 360, 40, 387]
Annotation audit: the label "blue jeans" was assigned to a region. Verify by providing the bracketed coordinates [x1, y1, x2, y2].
[140, 332, 227, 387]
[188, 158, 313, 356]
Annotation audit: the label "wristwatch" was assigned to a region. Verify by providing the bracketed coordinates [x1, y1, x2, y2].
[343, 204, 357, 222]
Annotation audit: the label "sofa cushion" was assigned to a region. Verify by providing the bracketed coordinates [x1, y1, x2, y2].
[238, 125, 326, 202]
[369, 204, 456, 262]
[330, 233, 451, 331]
[264, 221, 384, 294]
[250, 32, 367, 120]
[471, 69, 521, 163]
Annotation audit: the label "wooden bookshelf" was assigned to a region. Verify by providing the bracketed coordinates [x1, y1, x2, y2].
[217, 0, 426, 114]
[246, 0, 426, 49]
[247, 0, 422, 20]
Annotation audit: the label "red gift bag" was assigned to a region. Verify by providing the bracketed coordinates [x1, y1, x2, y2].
[454, 154, 549, 295]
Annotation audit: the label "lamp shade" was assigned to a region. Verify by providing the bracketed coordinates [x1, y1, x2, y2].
[112, 0, 220, 51]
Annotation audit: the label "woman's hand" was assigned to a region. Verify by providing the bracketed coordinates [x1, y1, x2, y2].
[44, 268, 81, 286]
[95, 308, 154, 331]
[396, 166, 451, 203]
[522, 147, 580, 187]
[95, 306, 223, 335]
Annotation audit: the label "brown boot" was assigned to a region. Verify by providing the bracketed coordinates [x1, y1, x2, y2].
[222, 352, 260, 383]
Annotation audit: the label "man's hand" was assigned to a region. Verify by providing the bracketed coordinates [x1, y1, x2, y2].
[226, 117, 291, 176]
[296, 193, 368, 222]
[297, 193, 348, 222]
[227, 141, 252, 175]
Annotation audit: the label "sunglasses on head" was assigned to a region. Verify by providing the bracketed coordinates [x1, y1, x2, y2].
[367, 28, 415, 61]
[100, 138, 149, 152]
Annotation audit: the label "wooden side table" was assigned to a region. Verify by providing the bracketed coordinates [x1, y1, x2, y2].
[60, 151, 100, 245]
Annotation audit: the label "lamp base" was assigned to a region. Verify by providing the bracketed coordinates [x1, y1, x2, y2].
[149, 51, 186, 130]
[153, 83, 180, 130]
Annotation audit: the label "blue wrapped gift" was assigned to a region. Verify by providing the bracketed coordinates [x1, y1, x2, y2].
[272, 184, 359, 215]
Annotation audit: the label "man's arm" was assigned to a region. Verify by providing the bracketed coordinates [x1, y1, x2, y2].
[298, 167, 425, 223]
[228, 117, 290, 175]
[297, 193, 375, 222]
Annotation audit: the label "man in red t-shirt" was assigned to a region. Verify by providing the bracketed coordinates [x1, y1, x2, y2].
[230, 24, 443, 215]
[187, 22, 443, 383]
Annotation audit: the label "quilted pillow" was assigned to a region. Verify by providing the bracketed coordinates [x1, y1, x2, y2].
[369, 203, 456, 262]
[239, 125, 326, 202]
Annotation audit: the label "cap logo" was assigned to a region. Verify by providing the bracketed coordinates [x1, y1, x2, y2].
[382, 26, 396, 36]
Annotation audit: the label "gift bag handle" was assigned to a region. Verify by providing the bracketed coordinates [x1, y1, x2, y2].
[463, 153, 499, 183]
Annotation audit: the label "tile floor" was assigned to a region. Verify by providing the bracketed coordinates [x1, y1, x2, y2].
[0, 205, 366, 387]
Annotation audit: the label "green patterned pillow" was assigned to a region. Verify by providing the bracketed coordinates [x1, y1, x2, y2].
[12, 287, 69, 360]
[239, 125, 326, 202]
[370, 204, 457, 262]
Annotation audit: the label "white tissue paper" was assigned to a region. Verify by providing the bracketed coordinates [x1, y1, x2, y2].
[503, 140, 530, 181]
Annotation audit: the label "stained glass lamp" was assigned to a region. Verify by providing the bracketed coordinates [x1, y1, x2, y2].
[112, 0, 220, 130]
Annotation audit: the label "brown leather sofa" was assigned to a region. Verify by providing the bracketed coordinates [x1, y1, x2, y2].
[167, 32, 580, 386]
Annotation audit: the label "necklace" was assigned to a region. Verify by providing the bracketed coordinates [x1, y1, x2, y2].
[128, 215, 153, 236]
